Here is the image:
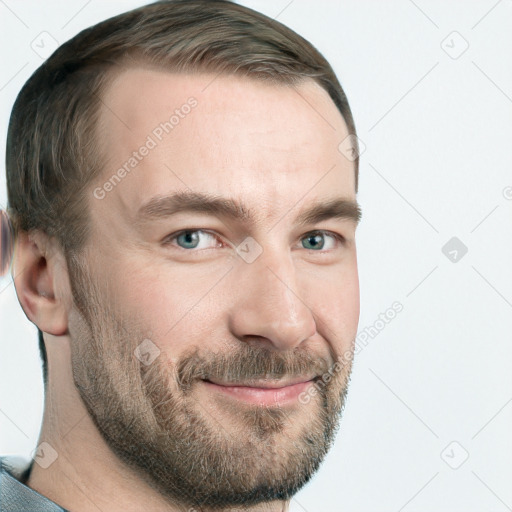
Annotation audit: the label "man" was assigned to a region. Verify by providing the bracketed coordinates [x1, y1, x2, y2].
[0, 0, 362, 510]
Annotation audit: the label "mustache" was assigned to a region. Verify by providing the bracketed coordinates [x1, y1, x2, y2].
[172, 343, 335, 392]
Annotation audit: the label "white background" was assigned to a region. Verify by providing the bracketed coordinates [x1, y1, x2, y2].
[1, 1, 512, 511]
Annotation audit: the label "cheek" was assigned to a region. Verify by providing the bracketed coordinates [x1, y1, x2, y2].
[305, 265, 360, 350]
[106, 248, 360, 359]
[109, 261, 226, 355]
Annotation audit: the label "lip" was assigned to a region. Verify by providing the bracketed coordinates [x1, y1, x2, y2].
[205, 376, 317, 388]
[201, 376, 317, 406]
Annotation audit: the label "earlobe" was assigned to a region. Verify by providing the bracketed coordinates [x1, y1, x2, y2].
[13, 230, 69, 337]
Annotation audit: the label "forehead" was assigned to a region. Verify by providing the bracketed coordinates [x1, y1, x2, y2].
[93, 68, 355, 226]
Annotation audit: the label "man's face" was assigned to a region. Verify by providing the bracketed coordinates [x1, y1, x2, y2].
[67, 69, 360, 509]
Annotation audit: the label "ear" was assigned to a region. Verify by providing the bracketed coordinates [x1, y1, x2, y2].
[13, 230, 69, 336]
[0, 210, 15, 277]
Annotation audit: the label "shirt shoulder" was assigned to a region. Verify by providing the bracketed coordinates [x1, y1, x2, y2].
[0, 456, 68, 512]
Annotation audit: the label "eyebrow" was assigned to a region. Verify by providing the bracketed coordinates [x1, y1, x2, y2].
[135, 190, 362, 228]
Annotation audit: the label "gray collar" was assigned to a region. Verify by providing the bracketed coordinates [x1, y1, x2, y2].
[1, 457, 68, 511]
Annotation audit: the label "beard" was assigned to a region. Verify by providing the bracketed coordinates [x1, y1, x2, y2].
[66, 253, 354, 510]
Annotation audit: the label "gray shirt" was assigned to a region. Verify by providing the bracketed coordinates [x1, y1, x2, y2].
[0, 457, 68, 511]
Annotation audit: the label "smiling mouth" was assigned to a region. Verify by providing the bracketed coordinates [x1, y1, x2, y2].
[201, 376, 318, 406]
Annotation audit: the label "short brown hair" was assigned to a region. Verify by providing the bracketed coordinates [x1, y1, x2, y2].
[6, 0, 359, 386]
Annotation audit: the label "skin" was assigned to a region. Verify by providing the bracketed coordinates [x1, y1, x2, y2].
[13, 69, 360, 512]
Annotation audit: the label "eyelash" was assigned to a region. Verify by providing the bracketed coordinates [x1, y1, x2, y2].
[162, 229, 346, 254]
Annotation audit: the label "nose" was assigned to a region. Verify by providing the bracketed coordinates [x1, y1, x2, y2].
[228, 247, 317, 351]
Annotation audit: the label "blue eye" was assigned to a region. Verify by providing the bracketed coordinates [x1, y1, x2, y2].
[163, 229, 344, 252]
[301, 231, 341, 251]
[177, 230, 199, 249]
[171, 230, 219, 250]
